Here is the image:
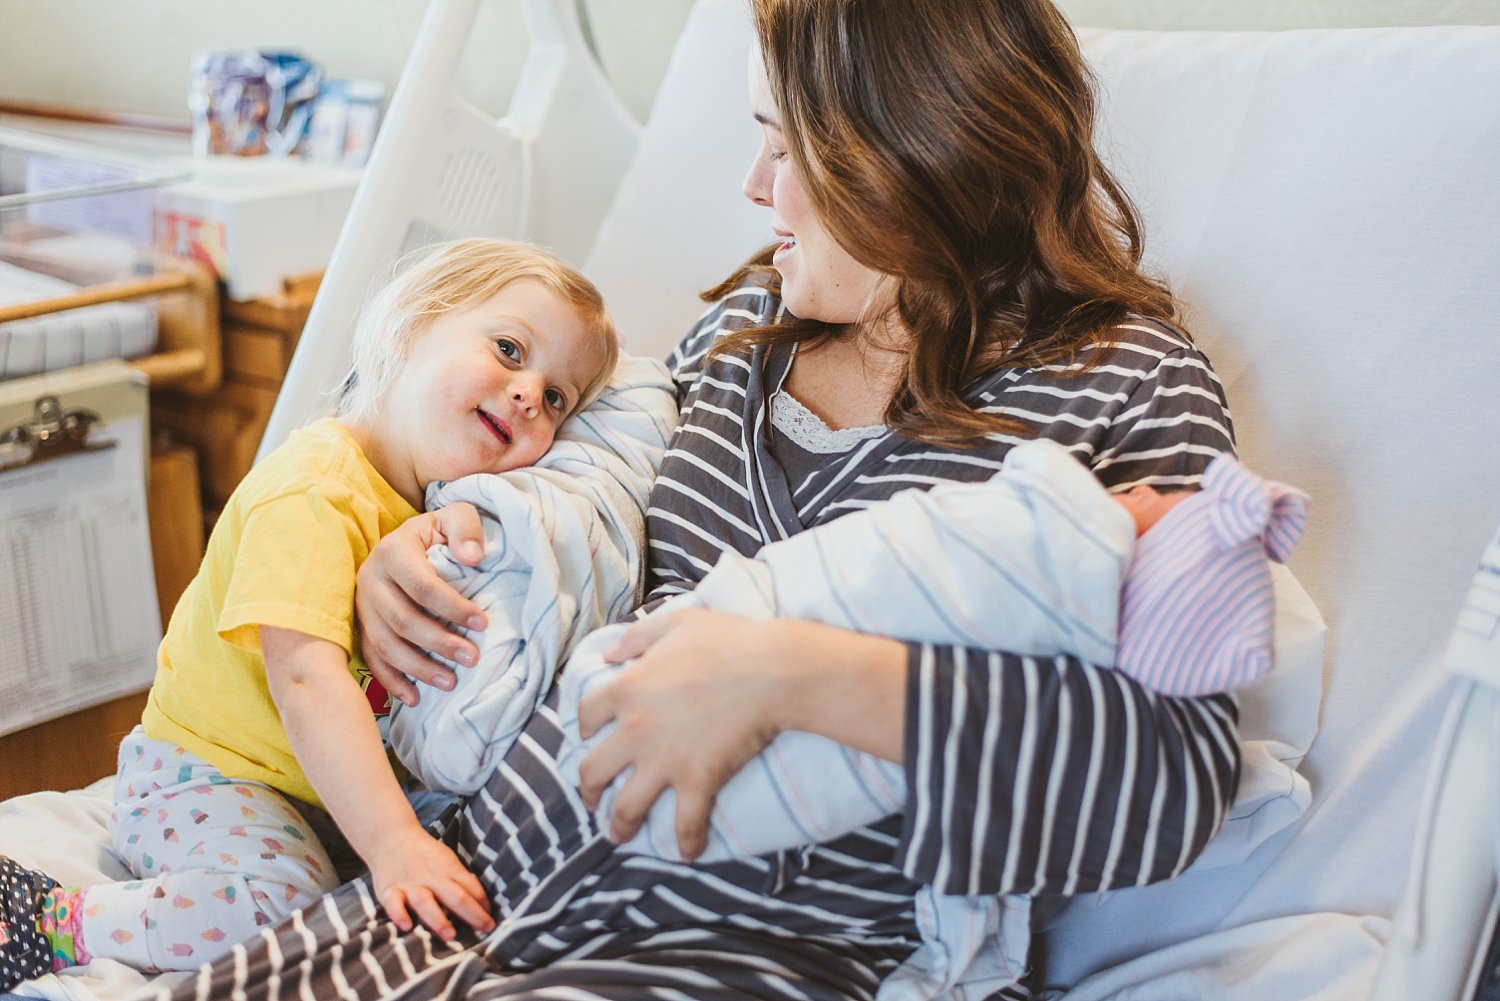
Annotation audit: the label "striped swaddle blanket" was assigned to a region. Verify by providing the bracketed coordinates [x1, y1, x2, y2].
[559, 438, 1308, 863]
[386, 354, 678, 796]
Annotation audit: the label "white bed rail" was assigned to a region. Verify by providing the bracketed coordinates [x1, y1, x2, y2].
[258, 0, 639, 459]
[1372, 520, 1500, 1000]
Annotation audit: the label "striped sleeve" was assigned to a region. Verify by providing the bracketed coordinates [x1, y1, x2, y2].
[896, 321, 1241, 896]
[644, 282, 780, 604]
[897, 646, 1240, 896]
[1086, 336, 1236, 491]
[663, 282, 779, 402]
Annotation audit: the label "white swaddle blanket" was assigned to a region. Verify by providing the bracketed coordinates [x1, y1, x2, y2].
[386, 355, 677, 796]
[555, 439, 1321, 1001]
[560, 439, 1135, 860]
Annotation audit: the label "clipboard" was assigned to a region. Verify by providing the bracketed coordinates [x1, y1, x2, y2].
[0, 359, 161, 737]
[0, 392, 117, 472]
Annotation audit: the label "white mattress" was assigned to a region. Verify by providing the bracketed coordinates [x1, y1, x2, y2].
[0, 780, 185, 1000]
[0, 260, 157, 381]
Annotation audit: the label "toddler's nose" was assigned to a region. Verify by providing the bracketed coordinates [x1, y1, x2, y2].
[512, 380, 540, 415]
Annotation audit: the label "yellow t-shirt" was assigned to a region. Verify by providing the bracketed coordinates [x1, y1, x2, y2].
[142, 418, 418, 808]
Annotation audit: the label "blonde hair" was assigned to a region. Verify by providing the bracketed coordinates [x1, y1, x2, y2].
[338, 238, 618, 424]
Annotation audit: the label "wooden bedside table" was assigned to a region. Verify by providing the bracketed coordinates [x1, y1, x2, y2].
[152, 273, 321, 524]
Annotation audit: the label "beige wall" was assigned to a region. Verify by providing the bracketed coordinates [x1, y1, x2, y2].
[1059, 0, 1499, 28]
[0, 0, 1495, 127]
[0, 0, 696, 126]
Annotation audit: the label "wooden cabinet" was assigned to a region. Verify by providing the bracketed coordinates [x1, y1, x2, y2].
[151, 274, 319, 519]
[148, 439, 205, 628]
[0, 691, 150, 799]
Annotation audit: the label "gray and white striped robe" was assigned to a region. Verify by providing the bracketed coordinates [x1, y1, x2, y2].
[160, 280, 1240, 1001]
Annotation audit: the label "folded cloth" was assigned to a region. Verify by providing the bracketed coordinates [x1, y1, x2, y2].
[385, 355, 677, 796]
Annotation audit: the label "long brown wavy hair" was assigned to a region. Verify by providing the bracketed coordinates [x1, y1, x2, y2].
[709, 0, 1178, 445]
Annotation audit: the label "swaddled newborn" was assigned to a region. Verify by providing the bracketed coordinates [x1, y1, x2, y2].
[551, 441, 1308, 1001]
[558, 439, 1310, 863]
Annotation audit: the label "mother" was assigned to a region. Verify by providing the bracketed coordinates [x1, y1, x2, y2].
[176, 0, 1238, 997]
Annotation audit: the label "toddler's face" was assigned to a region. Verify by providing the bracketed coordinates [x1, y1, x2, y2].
[385, 279, 604, 489]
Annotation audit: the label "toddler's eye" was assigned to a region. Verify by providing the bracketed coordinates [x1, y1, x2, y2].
[545, 388, 566, 411]
[495, 338, 520, 360]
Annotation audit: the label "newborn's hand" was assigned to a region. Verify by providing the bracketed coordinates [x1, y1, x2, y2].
[575, 608, 792, 862]
[357, 503, 488, 707]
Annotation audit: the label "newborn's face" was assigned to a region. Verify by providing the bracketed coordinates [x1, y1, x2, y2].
[1113, 485, 1194, 537]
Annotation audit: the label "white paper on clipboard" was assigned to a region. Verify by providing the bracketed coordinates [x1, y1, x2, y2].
[0, 413, 161, 736]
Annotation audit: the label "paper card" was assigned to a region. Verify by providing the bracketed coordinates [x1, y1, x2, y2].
[24, 154, 157, 246]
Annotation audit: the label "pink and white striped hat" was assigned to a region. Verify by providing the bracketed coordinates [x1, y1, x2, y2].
[1116, 454, 1311, 697]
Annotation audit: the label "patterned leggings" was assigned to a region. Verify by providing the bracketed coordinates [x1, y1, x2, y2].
[153, 699, 932, 1001]
[82, 727, 342, 971]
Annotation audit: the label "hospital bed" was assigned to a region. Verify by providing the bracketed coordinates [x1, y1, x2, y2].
[2, 1, 1497, 998]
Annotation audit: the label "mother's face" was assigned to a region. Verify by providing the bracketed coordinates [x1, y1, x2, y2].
[742, 50, 889, 326]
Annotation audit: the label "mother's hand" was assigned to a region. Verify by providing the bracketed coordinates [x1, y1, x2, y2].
[576, 608, 908, 862]
[356, 503, 488, 708]
[575, 608, 792, 862]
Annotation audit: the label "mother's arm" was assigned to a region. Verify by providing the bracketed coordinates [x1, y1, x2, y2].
[574, 608, 907, 859]
[356, 503, 488, 708]
[899, 643, 1238, 895]
[576, 608, 1239, 888]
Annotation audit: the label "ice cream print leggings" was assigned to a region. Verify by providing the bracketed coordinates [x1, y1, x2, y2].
[83, 727, 340, 971]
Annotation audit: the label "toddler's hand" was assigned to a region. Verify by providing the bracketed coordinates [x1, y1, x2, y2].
[368, 826, 494, 941]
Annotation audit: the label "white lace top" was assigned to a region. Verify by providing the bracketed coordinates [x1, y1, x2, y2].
[770, 389, 884, 454]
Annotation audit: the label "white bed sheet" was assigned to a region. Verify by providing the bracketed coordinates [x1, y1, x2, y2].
[0, 780, 184, 1001]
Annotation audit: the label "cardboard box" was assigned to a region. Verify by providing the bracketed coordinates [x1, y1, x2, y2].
[154, 156, 358, 300]
[152, 377, 279, 508]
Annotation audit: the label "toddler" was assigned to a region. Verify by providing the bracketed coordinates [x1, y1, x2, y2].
[0, 237, 619, 989]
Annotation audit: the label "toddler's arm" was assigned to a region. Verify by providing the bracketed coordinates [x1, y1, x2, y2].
[260, 626, 493, 939]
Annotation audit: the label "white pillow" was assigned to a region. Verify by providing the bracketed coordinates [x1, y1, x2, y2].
[1190, 564, 1324, 871]
[583, 0, 761, 360]
[1035, 24, 1500, 994]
